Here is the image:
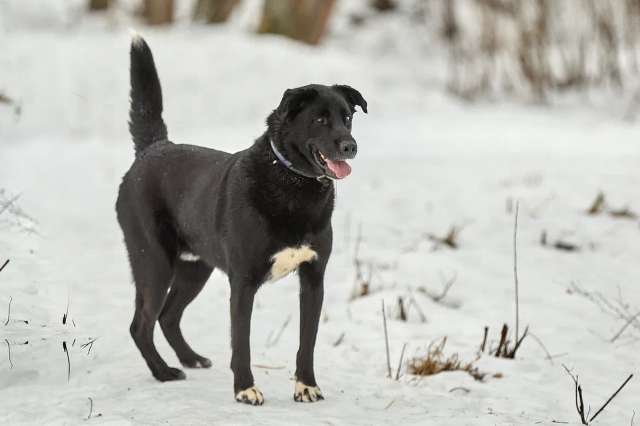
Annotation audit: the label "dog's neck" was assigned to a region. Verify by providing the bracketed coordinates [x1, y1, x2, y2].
[246, 133, 334, 236]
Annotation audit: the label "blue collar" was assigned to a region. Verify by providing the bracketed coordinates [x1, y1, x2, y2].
[269, 138, 331, 182]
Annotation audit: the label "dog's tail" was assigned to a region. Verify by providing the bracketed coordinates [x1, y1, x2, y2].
[128, 32, 168, 157]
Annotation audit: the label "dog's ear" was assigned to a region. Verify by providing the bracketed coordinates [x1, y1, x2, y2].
[332, 85, 368, 114]
[277, 87, 319, 120]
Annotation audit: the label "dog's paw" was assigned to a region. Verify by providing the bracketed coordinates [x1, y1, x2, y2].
[153, 367, 186, 382]
[235, 386, 264, 406]
[180, 355, 212, 369]
[293, 382, 324, 403]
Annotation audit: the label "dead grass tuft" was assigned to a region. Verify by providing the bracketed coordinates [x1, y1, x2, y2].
[407, 337, 489, 381]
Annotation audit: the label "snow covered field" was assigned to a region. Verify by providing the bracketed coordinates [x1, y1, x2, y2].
[1, 2, 639, 425]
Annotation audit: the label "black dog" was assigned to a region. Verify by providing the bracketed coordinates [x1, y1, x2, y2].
[116, 35, 366, 405]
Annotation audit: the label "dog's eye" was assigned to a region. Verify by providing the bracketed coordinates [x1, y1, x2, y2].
[315, 117, 328, 125]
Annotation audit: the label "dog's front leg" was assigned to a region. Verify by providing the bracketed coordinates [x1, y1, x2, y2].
[294, 260, 326, 402]
[229, 282, 263, 405]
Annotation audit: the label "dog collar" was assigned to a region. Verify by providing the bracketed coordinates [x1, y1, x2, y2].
[269, 138, 332, 182]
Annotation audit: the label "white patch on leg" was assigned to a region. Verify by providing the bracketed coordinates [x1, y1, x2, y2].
[269, 245, 317, 282]
[294, 381, 324, 402]
[179, 252, 200, 262]
[235, 386, 264, 406]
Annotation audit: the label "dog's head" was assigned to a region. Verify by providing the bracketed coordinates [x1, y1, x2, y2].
[267, 84, 367, 180]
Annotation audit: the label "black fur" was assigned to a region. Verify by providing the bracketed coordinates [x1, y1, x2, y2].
[128, 37, 168, 156]
[116, 36, 367, 404]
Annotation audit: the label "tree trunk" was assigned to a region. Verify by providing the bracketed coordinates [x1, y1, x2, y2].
[88, 0, 111, 11]
[371, 0, 396, 12]
[193, 0, 240, 23]
[258, 0, 336, 45]
[144, 0, 174, 25]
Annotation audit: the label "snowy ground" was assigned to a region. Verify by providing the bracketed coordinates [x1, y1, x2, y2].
[1, 2, 639, 425]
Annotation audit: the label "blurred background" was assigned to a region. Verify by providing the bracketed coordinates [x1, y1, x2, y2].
[2, 0, 640, 141]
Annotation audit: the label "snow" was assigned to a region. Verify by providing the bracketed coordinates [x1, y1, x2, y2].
[1, 2, 639, 425]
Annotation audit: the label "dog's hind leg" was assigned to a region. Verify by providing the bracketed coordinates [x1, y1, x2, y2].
[123, 215, 185, 382]
[160, 260, 213, 368]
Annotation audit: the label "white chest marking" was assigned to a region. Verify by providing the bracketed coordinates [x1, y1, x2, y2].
[179, 252, 200, 262]
[269, 245, 318, 281]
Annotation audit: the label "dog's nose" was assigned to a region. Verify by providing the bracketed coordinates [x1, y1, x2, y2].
[337, 139, 357, 158]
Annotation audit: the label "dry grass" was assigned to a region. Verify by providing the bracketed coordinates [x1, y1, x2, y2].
[407, 337, 489, 381]
[423, 0, 640, 101]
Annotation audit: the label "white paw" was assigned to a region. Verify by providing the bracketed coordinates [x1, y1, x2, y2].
[235, 386, 264, 406]
[294, 381, 324, 402]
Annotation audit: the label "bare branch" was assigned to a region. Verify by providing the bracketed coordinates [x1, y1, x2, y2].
[610, 311, 640, 342]
[266, 315, 291, 347]
[0, 259, 9, 273]
[513, 201, 520, 343]
[4, 296, 12, 326]
[63, 341, 71, 382]
[528, 331, 554, 364]
[382, 300, 392, 378]
[5, 339, 12, 369]
[589, 374, 634, 423]
[395, 343, 407, 380]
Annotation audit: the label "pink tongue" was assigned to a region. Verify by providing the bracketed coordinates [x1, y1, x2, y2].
[325, 159, 352, 179]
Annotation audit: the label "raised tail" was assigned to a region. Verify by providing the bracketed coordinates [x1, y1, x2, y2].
[129, 33, 168, 157]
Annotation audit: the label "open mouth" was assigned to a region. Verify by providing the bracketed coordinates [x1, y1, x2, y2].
[313, 149, 352, 179]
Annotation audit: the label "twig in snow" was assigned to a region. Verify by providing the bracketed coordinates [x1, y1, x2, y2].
[397, 296, 407, 321]
[513, 201, 520, 343]
[480, 326, 488, 353]
[479, 201, 528, 359]
[569, 282, 640, 337]
[427, 225, 462, 250]
[266, 315, 291, 347]
[252, 364, 286, 370]
[406, 292, 427, 322]
[562, 364, 588, 425]
[586, 191, 606, 215]
[395, 343, 407, 380]
[86, 397, 93, 420]
[5, 339, 12, 369]
[540, 230, 581, 252]
[608, 207, 638, 220]
[85, 397, 102, 420]
[611, 311, 640, 342]
[63, 294, 70, 325]
[482, 323, 528, 358]
[589, 374, 634, 423]
[382, 300, 392, 378]
[80, 338, 98, 355]
[63, 341, 71, 382]
[332, 332, 345, 347]
[585, 191, 638, 220]
[562, 364, 634, 425]
[0, 259, 9, 273]
[4, 296, 12, 326]
[433, 271, 457, 302]
[0, 193, 21, 217]
[415, 270, 458, 308]
[528, 331, 554, 364]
